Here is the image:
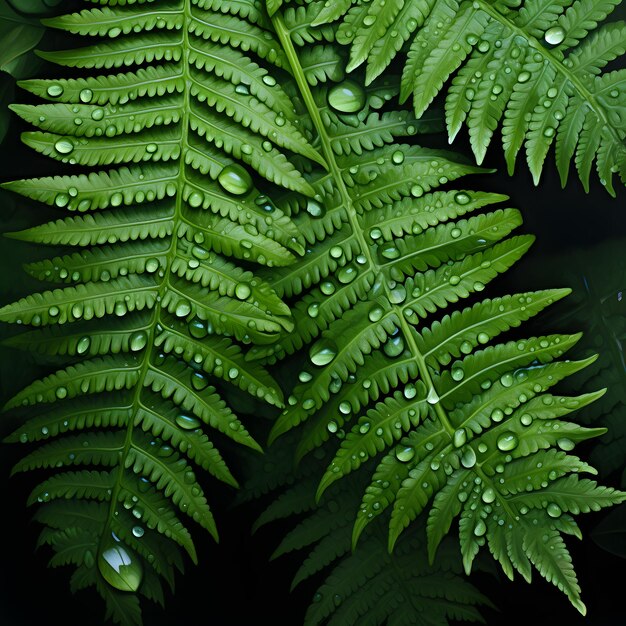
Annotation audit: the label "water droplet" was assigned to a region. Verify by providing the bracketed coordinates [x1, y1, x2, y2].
[427, 387, 439, 404]
[327, 420, 338, 433]
[306, 198, 325, 218]
[191, 371, 209, 391]
[395, 444, 415, 463]
[392, 150, 405, 165]
[98, 539, 143, 592]
[500, 373, 514, 387]
[461, 446, 477, 468]
[477, 332, 489, 344]
[482, 487, 496, 503]
[544, 26, 565, 45]
[410, 184, 424, 197]
[473, 519, 487, 536]
[129, 331, 148, 352]
[132, 525, 144, 538]
[547, 503, 562, 518]
[451, 366, 465, 381]
[175, 299, 192, 318]
[328, 80, 366, 113]
[320, 281, 335, 295]
[55, 386, 68, 399]
[368, 304, 384, 322]
[174, 413, 202, 431]
[388, 285, 406, 304]
[76, 336, 91, 354]
[55, 139, 74, 155]
[310, 339, 338, 366]
[79, 88, 93, 103]
[379, 243, 400, 260]
[451, 429, 466, 448]
[454, 192, 471, 205]
[218, 164, 253, 195]
[383, 334, 405, 358]
[47, 84, 64, 97]
[496, 432, 519, 452]
[235, 283, 251, 300]
[478, 40, 490, 53]
[451, 227, 462, 239]
[520, 413, 533, 426]
[307, 303, 319, 318]
[337, 265, 357, 284]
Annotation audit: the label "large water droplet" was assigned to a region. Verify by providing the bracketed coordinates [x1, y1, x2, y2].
[383, 334, 404, 358]
[461, 446, 477, 468]
[55, 139, 74, 155]
[557, 437, 575, 451]
[544, 26, 565, 45]
[47, 84, 64, 97]
[453, 429, 467, 448]
[191, 371, 209, 391]
[176, 414, 201, 430]
[547, 503, 562, 518]
[473, 519, 487, 536]
[175, 299, 192, 318]
[235, 283, 251, 300]
[368, 304, 384, 322]
[79, 88, 93, 103]
[309, 338, 338, 366]
[129, 331, 148, 352]
[98, 539, 143, 592]
[306, 198, 325, 218]
[496, 432, 519, 452]
[218, 164, 253, 195]
[482, 487, 496, 503]
[395, 444, 415, 463]
[76, 336, 91, 354]
[327, 80, 366, 113]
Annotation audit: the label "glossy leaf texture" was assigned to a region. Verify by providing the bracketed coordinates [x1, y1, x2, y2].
[242, 434, 493, 626]
[0, 0, 328, 622]
[248, 9, 626, 615]
[309, 0, 626, 195]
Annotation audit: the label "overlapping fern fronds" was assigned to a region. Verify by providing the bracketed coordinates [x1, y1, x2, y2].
[307, 0, 626, 195]
[0, 0, 329, 621]
[247, 8, 626, 614]
[242, 434, 492, 626]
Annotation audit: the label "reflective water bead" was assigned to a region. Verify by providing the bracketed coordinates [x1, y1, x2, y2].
[477, 332, 490, 344]
[379, 243, 400, 260]
[451, 366, 465, 381]
[76, 336, 91, 354]
[395, 444, 415, 463]
[388, 285, 406, 304]
[176, 414, 201, 430]
[327, 420, 338, 433]
[327, 80, 366, 113]
[473, 519, 487, 536]
[191, 371, 209, 391]
[189, 318, 207, 338]
[337, 265, 357, 284]
[218, 164, 253, 195]
[306, 198, 325, 218]
[47, 84, 64, 97]
[461, 446, 477, 468]
[482, 487, 496, 503]
[544, 26, 565, 45]
[368, 304, 384, 322]
[383, 334, 404, 358]
[235, 283, 251, 299]
[55, 139, 74, 154]
[496, 432, 519, 452]
[307, 303, 320, 318]
[391, 150, 405, 165]
[309, 338, 338, 366]
[547, 503, 562, 518]
[79, 88, 94, 103]
[520, 413, 533, 426]
[98, 539, 143, 592]
[55, 386, 68, 399]
[557, 437, 575, 451]
[298, 371, 313, 383]
[453, 428, 467, 448]
[129, 331, 148, 352]
[426, 387, 440, 404]
[454, 192, 471, 205]
[175, 299, 192, 317]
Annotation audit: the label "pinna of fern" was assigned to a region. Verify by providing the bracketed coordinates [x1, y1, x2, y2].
[240, 432, 493, 626]
[306, 0, 626, 196]
[246, 8, 626, 615]
[0, 0, 333, 622]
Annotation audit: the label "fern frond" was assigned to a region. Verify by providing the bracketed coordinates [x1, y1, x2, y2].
[312, 0, 626, 195]
[0, 0, 330, 622]
[256, 14, 626, 614]
[246, 436, 492, 626]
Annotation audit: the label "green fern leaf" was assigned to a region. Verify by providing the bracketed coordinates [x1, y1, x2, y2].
[0, 0, 332, 621]
[257, 12, 626, 614]
[312, 0, 626, 195]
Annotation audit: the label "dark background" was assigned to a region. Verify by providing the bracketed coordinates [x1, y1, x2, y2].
[1, 8, 625, 626]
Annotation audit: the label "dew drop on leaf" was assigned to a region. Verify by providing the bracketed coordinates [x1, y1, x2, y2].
[496, 432, 519, 452]
[309, 338, 338, 366]
[395, 444, 415, 463]
[327, 80, 366, 113]
[79, 88, 93, 103]
[544, 26, 565, 45]
[218, 164, 253, 195]
[98, 539, 143, 592]
[176, 414, 201, 430]
[129, 331, 148, 352]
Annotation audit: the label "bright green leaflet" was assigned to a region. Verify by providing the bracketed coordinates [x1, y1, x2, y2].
[248, 7, 626, 615]
[0, 0, 328, 622]
[309, 0, 626, 195]
[242, 433, 492, 626]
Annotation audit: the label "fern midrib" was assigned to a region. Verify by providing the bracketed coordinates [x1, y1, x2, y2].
[475, 0, 615, 139]
[271, 14, 455, 439]
[101, 0, 194, 544]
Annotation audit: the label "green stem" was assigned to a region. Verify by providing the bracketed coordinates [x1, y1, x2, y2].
[272, 13, 455, 437]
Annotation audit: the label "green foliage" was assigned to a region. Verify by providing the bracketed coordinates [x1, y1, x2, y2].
[244, 434, 493, 626]
[250, 8, 626, 614]
[0, 0, 335, 621]
[310, 0, 626, 195]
